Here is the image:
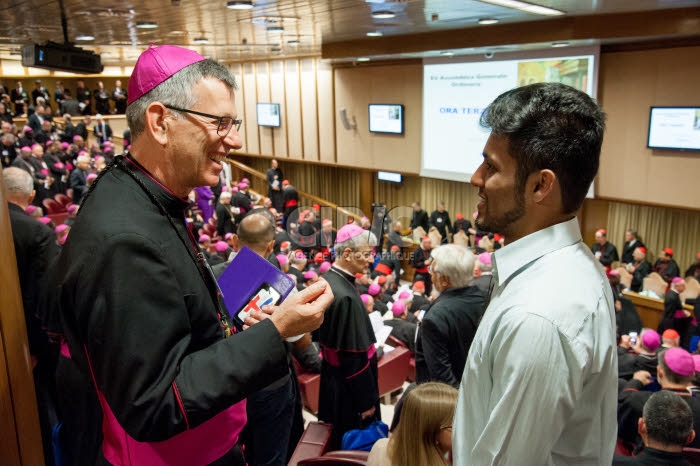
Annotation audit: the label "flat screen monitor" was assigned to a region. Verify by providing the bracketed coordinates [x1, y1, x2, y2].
[257, 103, 281, 127]
[647, 107, 700, 151]
[369, 104, 404, 134]
[378, 171, 402, 183]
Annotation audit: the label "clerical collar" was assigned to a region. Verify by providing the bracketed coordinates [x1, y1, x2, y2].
[331, 264, 356, 283]
[123, 153, 189, 218]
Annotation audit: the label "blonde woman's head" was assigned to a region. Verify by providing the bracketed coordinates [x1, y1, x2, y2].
[389, 382, 458, 466]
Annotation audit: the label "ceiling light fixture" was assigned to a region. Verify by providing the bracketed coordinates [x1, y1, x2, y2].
[136, 21, 158, 29]
[227, 0, 254, 10]
[266, 25, 284, 32]
[356, 57, 370, 62]
[366, 31, 383, 37]
[287, 39, 300, 45]
[75, 34, 95, 41]
[477, 18, 499, 25]
[551, 41, 570, 47]
[193, 37, 209, 44]
[371, 11, 395, 19]
[441, 51, 454, 57]
[476, 0, 564, 16]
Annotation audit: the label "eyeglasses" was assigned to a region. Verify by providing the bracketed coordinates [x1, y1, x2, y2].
[164, 105, 242, 137]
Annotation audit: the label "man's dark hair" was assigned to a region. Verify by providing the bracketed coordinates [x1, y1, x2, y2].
[479, 82, 606, 214]
[627, 229, 638, 238]
[643, 390, 693, 447]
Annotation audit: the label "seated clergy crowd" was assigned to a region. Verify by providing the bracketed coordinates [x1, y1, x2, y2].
[5, 45, 700, 466]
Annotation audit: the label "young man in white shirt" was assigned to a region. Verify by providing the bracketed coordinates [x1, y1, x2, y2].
[453, 82, 617, 465]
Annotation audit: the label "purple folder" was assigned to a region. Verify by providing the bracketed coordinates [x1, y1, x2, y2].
[217, 246, 296, 327]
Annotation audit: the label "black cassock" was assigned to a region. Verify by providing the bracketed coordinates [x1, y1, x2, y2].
[318, 267, 380, 449]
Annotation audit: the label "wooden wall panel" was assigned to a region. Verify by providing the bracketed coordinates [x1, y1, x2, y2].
[316, 60, 336, 164]
[284, 60, 304, 160]
[334, 64, 422, 173]
[269, 61, 288, 159]
[598, 46, 700, 209]
[241, 62, 260, 154]
[299, 58, 319, 161]
[255, 62, 274, 156]
[0, 177, 45, 466]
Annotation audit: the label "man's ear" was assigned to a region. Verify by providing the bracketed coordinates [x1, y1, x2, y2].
[29, 189, 35, 204]
[231, 234, 239, 252]
[145, 102, 170, 146]
[265, 239, 274, 257]
[530, 169, 557, 203]
[638, 417, 646, 436]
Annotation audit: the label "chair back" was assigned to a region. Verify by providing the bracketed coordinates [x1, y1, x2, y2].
[684, 277, 700, 300]
[412, 226, 426, 242]
[54, 193, 72, 208]
[683, 447, 700, 463]
[616, 267, 633, 290]
[453, 230, 469, 248]
[299, 451, 370, 466]
[42, 198, 66, 215]
[643, 272, 668, 297]
[428, 227, 442, 247]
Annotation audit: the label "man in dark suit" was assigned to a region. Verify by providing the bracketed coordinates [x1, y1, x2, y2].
[621, 229, 644, 265]
[75, 79, 91, 115]
[591, 228, 619, 272]
[4, 166, 59, 464]
[69, 155, 90, 204]
[75, 115, 91, 141]
[659, 278, 691, 348]
[94, 81, 111, 115]
[316, 218, 336, 258]
[628, 246, 652, 292]
[415, 244, 485, 387]
[31, 80, 50, 106]
[215, 191, 235, 237]
[410, 201, 429, 233]
[385, 300, 418, 353]
[93, 114, 113, 145]
[112, 80, 128, 114]
[11, 80, 29, 116]
[429, 201, 452, 244]
[411, 236, 433, 296]
[266, 158, 284, 213]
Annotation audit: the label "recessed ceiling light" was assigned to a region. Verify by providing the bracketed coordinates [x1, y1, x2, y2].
[371, 10, 395, 19]
[551, 41, 570, 47]
[271, 47, 282, 52]
[266, 25, 284, 32]
[476, 0, 564, 16]
[75, 34, 94, 41]
[287, 39, 300, 45]
[136, 21, 158, 29]
[251, 17, 277, 25]
[193, 37, 209, 44]
[356, 57, 370, 62]
[100, 51, 112, 56]
[478, 18, 499, 25]
[441, 51, 454, 57]
[366, 31, 383, 37]
[227, 0, 254, 9]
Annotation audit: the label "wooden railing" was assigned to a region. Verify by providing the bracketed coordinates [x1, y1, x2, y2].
[226, 159, 357, 220]
[622, 290, 694, 331]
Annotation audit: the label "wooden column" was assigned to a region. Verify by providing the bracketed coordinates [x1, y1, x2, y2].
[359, 170, 374, 219]
[0, 176, 45, 465]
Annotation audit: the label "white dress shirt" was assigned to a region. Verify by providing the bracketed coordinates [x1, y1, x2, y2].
[453, 217, 617, 465]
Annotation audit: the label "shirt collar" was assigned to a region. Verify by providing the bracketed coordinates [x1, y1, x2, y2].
[492, 217, 582, 287]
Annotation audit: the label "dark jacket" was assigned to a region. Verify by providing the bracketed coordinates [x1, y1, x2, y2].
[631, 260, 652, 292]
[655, 259, 681, 283]
[621, 240, 644, 264]
[429, 210, 452, 242]
[46, 154, 289, 464]
[8, 202, 58, 357]
[591, 241, 619, 266]
[60, 98, 81, 117]
[385, 318, 417, 353]
[215, 202, 235, 237]
[415, 285, 486, 387]
[410, 209, 429, 233]
[613, 448, 691, 466]
[69, 168, 88, 204]
[93, 122, 113, 145]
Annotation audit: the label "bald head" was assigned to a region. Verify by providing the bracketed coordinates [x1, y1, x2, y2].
[237, 213, 275, 257]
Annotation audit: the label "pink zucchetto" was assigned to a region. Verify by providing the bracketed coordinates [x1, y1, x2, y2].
[368, 284, 381, 296]
[25, 205, 38, 214]
[303, 271, 318, 280]
[335, 224, 368, 244]
[318, 261, 331, 274]
[224, 233, 233, 240]
[398, 291, 411, 300]
[276, 254, 289, 266]
[55, 224, 69, 234]
[198, 234, 210, 243]
[67, 204, 79, 213]
[215, 241, 228, 252]
[477, 252, 492, 265]
[38, 217, 52, 224]
[128, 44, 207, 105]
[391, 300, 406, 317]
[663, 348, 695, 377]
[86, 173, 97, 181]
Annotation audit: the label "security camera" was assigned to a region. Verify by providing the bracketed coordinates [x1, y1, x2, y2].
[484, 52, 494, 59]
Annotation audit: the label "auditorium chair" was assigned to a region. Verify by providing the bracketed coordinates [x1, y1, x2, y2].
[643, 272, 669, 297]
[54, 193, 73, 209]
[298, 450, 370, 465]
[683, 277, 699, 300]
[386, 335, 415, 383]
[294, 344, 411, 415]
[42, 198, 66, 215]
[616, 267, 633, 290]
[66, 188, 74, 201]
[288, 421, 333, 466]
